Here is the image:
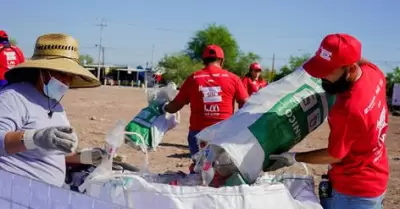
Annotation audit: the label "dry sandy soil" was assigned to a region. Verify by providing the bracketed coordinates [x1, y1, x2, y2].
[63, 86, 400, 209]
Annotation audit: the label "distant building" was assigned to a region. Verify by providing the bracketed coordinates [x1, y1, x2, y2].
[83, 64, 159, 87]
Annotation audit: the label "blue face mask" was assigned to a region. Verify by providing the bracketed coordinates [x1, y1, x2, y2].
[43, 77, 69, 101]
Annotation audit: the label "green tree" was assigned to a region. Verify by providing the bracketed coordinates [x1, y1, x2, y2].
[9, 38, 17, 45]
[386, 66, 400, 97]
[230, 52, 261, 77]
[273, 54, 311, 81]
[287, 54, 311, 70]
[273, 65, 292, 81]
[262, 68, 277, 82]
[186, 24, 240, 70]
[79, 54, 94, 65]
[158, 24, 262, 84]
[158, 53, 203, 86]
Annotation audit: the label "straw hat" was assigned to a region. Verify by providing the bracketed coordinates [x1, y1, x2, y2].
[6, 33, 101, 88]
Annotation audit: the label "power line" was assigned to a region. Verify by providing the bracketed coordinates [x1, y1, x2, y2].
[106, 20, 194, 34]
[13, 17, 400, 49]
[104, 19, 400, 42]
[80, 43, 400, 66]
[13, 17, 400, 40]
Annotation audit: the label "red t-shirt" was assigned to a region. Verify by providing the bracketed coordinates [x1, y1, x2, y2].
[327, 63, 389, 197]
[242, 77, 267, 95]
[173, 65, 249, 131]
[0, 44, 25, 80]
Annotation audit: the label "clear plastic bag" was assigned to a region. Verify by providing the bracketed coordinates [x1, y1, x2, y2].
[193, 144, 238, 186]
[147, 82, 178, 105]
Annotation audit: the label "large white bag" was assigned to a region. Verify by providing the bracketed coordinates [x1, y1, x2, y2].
[196, 67, 336, 183]
[81, 164, 322, 209]
[0, 169, 129, 209]
[81, 116, 322, 209]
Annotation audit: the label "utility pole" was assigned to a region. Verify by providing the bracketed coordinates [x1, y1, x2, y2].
[102, 47, 106, 85]
[271, 53, 276, 73]
[101, 47, 105, 65]
[96, 18, 107, 80]
[151, 44, 155, 69]
[145, 44, 155, 92]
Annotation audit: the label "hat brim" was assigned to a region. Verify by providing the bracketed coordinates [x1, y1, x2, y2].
[7, 58, 101, 88]
[302, 56, 337, 79]
[251, 68, 262, 71]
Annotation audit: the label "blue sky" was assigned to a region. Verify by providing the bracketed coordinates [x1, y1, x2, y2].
[1, 0, 399, 72]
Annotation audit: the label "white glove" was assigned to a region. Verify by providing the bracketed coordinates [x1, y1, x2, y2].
[23, 126, 78, 153]
[79, 148, 105, 165]
[265, 152, 297, 171]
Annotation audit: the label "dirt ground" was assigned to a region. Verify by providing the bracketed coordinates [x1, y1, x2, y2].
[63, 86, 400, 209]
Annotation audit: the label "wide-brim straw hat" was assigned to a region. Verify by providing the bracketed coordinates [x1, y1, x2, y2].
[6, 33, 101, 88]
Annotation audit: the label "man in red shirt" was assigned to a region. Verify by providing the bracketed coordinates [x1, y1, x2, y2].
[242, 62, 267, 95]
[0, 30, 25, 88]
[162, 45, 249, 157]
[267, 34, 388, 209]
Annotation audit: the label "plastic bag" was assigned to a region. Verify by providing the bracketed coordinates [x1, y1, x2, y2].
[80, 122, 321, 209]
[80, 171, 322, 209]
[87, 120, 127, 178]
[193, 145, 238, 187]
[126, 83, 180, 151]
[196, 67, 336, 183]
[79, 120, 144, 191]
[147, 82, 178, 105]
[258, 163, 319, 204]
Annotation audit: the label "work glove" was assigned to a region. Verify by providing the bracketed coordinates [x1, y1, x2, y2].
[79, 147, 106, 165]
[265, 152, 297, 171]
[23, 126, 78, 153]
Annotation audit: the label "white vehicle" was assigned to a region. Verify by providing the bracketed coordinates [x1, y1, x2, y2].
[392, 83, 400, 107]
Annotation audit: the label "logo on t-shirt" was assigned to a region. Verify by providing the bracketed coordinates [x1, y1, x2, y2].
[199, 86, 222, 103]
[3, 51, 17, 68]
[373, 106, 388, 163]
[199, 86, 222, 116]
[204, 104, 220, 112]
[364, 78, 388, 163]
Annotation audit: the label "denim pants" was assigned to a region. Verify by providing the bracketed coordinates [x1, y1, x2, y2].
[187, 130, 200, 157]
[326, 189, 384, 209]
[0, 80, 7, 88]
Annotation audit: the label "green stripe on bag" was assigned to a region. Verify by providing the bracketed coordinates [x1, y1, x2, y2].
[248, 83, 336, 169]
[125, 102, 162, 148]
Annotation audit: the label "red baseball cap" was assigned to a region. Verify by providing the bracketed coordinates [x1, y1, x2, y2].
[202, 44, 224, 59]
[303, 33, 362, 78]
[250, 62, 262, 71]
[0, 30, 8, 39]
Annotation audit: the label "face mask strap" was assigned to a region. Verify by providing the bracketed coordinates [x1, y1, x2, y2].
[41, 70, 66, 118]
[39, 70, 53, 118]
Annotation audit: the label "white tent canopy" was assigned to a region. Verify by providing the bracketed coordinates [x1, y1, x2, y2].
[114, 68, 147, 72]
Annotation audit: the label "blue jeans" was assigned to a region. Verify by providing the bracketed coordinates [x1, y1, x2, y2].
[0, 80, 7, 88]
[187, 130, 200, 157]
[326, 189, 384, 209]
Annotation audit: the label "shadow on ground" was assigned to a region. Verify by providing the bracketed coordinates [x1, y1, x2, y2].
[160, 143, 188, 150]
[167, 153, 191, 159]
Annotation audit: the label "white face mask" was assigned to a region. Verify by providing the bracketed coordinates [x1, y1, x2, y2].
[43, 77, 69, 101]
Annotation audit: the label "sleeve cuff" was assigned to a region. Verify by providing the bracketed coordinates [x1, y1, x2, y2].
[328, 147, 345, 160]
[22, 130, 37, 150]
[0, 131, 8, 156]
